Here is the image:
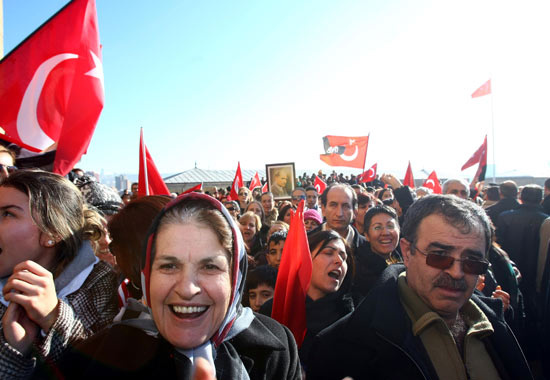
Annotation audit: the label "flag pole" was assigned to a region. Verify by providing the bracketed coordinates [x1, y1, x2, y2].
[362, 133, 370, 173]
[140, 127, 149, 196]
[490, 85, 496, 182]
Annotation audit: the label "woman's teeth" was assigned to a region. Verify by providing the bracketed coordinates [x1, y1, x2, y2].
[172, 305, 207, 314]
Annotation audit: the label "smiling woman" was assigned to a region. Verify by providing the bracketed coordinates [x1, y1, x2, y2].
[42, 193, 301, 379]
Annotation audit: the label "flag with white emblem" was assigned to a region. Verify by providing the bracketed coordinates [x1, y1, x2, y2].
[0, 0, 104, 175]
[319, 135, 369, 169]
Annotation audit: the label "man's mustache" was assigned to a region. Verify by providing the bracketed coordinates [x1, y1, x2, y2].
[433, 273, 468, 291]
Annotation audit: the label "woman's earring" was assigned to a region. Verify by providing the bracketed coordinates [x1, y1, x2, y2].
[47, 240, 55, 247]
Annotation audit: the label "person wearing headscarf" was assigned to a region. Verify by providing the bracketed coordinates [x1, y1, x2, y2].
[34, 193, 301, 379]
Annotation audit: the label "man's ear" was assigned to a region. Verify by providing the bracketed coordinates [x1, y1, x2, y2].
[400, 238, 412, 267]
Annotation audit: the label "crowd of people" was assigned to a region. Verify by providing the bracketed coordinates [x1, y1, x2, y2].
[0, 143, 549, 379]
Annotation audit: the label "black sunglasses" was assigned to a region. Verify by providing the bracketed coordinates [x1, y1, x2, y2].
[0, 164, 17, 173]
[292, 195, 306, 201]
[413, 245, 488, 275]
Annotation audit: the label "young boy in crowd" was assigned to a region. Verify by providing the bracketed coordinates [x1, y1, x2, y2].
[265, 230, 287, 269]
[244, 265, 277, 312]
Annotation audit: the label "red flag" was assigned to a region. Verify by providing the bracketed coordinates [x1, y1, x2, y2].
[138, 129, 170, 197]
[261, 182, 268, 193]
[313, 175, 327, 195]
[357, 163, 377, 184]
[271, 200, 312, 347]
[182, 183, 203, 195]
[249, 171, 262, 191]
[471, 79, 491, 98]
[228, 162, 244, 201]
[461, 135, 488, 185]
[423, 171, 442, 194]
[319, 135, 369, 169]
[0, 0, 104, 175]
[403, 161, 415, 188]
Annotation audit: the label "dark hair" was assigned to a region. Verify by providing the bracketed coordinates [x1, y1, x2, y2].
[320, 183, 357, 208]
[377, 188, 392, 201]
[485, 186, 500, 202]
[268, 230, 287, 246]
[499, 181, 518, 199]
[363, 205, 399, 231]
[108, 195, 171, 297]
[1, 169, 103, 277]
[357, 193, 372, 206]
[520, 184, 543, 205]
[308, 230, 354, 280]
[292, 187, 306, 195]
[277, 204, 296, 221]
[401, 194, 492, 254]
[545, 178, 550, 190]
[305, 186, 316, 193]
[244, 265, 277, 293]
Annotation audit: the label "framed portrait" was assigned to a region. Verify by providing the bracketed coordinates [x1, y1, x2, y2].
[266, 162, 295, 200]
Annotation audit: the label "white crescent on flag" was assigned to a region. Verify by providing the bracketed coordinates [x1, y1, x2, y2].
[340, 145, 358, 161]
[17, 53, 78, 151]
[367, 168, 374, 177]
[426, 179, 435, 187]
[314, 184, 321, 193]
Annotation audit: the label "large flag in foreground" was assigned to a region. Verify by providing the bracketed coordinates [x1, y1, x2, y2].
[471, 79, 491, 98]
[403, 161, 415, 188]
[271, 200, 312, 347]
[357, 163, 377, 184]
[138, 129, 170, 197]
[423, 171, 442, 194]
[461, 135, 487, 185]
[0, 0, 104, 175]
[320, 135, 369, 169]
[229, 162, 244, 201]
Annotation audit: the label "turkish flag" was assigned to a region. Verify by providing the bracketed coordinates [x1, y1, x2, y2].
[229, 162, 244, 201]
[357, 163, 377, 183]
[261, 182, 268, 193]
[471, 79, 491, 98]
[271, 200, 312, 347]
[461, 135, 487, 185]
[319, 135, 369, 169]
[182, 183, 203, 195]
[403, 161, 415, 188]
[138, 129, 170, 197]
[314, 175, 327, 195]
[0, 0, 104, 175]
[422, 171, 442, 194]
[249, 171, 261, 191]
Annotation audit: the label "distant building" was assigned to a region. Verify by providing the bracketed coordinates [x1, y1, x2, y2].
[164, 167, 265, 194]
[115, 174, 131, 191]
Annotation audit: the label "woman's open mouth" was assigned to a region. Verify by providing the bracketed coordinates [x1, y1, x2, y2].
[170, 305, 208, 319]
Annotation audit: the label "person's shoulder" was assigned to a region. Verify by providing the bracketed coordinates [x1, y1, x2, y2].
[236, 313, 294, 349]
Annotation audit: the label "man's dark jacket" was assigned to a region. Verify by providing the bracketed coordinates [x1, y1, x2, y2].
[306, 265, 532, 380]
[485, 197, 520, 225]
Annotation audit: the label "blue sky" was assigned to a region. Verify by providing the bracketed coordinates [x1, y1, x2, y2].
[3, 0, 550, 180]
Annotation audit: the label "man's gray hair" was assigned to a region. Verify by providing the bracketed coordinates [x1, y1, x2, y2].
[401, 194, 492, 254]
[442, 178, 469, 195]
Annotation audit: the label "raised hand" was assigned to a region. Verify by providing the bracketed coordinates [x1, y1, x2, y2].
[3, 260, 59, 333]
[2, 301, 39, 355]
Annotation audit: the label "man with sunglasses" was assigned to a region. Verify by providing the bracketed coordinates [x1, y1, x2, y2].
[307, 195, 532, 380]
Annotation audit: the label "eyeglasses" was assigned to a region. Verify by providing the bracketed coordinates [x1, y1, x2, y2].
[226, 207, 235, 211]
[412, 244, 488, 275]
[0, 164, 17, 173]
[292, 195, 306, 201]
[239, 192, 248, 196]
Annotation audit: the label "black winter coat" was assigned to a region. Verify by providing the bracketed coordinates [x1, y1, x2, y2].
[306, 265, 532, 380]
[33, 313, 301, 380]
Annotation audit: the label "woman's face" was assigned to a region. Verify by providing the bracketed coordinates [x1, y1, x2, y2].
[238, 189, 249, 203]
[365, 213, 400, 256]
[381, 189, 394, 201]
[150, 223, 232, 349]
[304, 219, 320, 232]
[239, 217, 257, 243]
[0, 186, 55, 277]
[247, 203, 263, 219]
[308, 239, 348, 300]
[283, 210, 292, 224]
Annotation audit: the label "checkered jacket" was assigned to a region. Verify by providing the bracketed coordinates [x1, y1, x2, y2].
[0, 260, 118, 379]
